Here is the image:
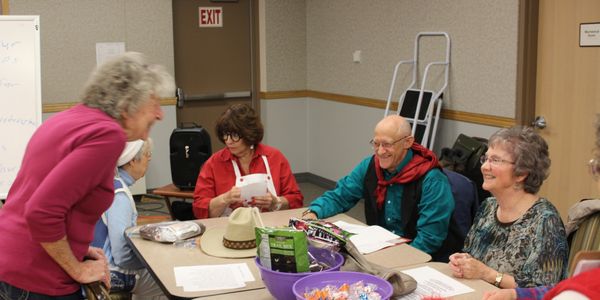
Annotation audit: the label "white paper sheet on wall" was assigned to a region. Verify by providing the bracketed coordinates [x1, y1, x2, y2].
[96, 42, 125, 66]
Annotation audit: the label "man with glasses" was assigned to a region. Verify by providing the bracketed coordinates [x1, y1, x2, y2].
[303, 115, 454, 260]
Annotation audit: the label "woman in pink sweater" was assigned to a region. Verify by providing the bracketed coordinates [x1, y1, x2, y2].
[0, 52, 174, 299]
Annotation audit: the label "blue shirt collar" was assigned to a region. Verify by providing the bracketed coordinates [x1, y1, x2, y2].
[117, 168, 135, 186]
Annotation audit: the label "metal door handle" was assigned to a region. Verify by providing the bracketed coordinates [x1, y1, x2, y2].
[532, 116, 547, 129]
[176, 88, 251, 108]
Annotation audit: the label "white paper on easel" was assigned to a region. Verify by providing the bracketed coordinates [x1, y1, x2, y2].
[238, 174, 269, 203]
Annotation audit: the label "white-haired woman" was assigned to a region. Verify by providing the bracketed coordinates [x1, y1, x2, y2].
[92, 139, 166, 299]
[0, 52, 174, 299]
[449, 127, 568, 288]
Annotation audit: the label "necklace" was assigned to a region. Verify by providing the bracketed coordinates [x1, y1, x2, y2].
[496, 194, 536, 223]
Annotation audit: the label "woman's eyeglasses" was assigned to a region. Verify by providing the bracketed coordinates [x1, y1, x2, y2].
[480, 154, 515, 167]
[222, 132, 241, 142]
[588, 158, 600, 180]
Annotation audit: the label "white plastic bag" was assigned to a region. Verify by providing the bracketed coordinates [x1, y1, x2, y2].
[139, 221, 205, 243]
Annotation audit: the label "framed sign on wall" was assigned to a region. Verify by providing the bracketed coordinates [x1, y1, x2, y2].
[580, 22, 600, 47]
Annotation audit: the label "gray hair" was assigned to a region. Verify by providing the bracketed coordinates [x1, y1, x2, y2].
[488, 126, 550, 194]
[80, 52, 175, 120]
[133, 138, 153, 162]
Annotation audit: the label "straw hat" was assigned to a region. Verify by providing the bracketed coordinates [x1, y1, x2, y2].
[200, 207, 263, 258]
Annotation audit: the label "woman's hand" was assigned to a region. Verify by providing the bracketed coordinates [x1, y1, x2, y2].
[40, 238, 111, 290]
[252, 193, 278, 210]
[448, 252, 491, 280]
[482, 289, 517, 300]
[448, 252, 467, 277]
[209, 186, 244, 217]
[86, 246, 106, 261]
[223, 186, 243, 205]
[74, 247, 111, 289]
[86, 247, 110, 289]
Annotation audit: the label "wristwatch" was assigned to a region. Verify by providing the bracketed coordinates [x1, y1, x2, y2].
[494, 272, 504, 287]
[272, 197, 282, 211]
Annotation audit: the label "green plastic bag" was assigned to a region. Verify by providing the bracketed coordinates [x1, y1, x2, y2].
[255, 227, 309, 273]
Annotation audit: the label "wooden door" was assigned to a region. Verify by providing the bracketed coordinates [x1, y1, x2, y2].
[172, 0, 258, 154]
[535, 0, 600, 219]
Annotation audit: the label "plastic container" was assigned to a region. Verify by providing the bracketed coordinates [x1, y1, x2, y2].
[255, 247, 344, 300]
[292, 271, 394, 300]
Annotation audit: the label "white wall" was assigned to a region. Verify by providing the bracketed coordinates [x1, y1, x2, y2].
[260, 98, 309, 173]
[262, 98, 502, 182]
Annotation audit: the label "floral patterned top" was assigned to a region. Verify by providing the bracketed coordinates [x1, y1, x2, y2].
[463, 197, 568, 287]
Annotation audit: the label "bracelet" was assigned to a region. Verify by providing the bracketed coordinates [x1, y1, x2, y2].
[494, 272, 504, 287]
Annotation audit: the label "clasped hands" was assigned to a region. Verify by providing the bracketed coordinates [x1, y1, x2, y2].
[448, 252, 490, 280]
[223, 186, 279, 210]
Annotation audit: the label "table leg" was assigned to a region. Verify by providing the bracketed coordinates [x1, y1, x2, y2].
[163, 196, 175, 220]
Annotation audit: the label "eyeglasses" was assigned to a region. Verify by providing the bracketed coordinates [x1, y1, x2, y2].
[480, 154, 515, 166]
[222, 132, 241, 142]
[369, 135, 410, 150]
[588, 158, 600, 180]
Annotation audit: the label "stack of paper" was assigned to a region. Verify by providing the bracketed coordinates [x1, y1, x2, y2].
[333, 221, 410, 254]
[173, 263, 254, 292]
[399, 266, 474, 299]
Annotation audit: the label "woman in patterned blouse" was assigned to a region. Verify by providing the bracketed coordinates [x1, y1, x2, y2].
[448, 126, 568, 288]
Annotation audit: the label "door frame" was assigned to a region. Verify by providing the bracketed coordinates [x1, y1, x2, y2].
[516, 0, 539, 126]
[251, 0, 261, 113]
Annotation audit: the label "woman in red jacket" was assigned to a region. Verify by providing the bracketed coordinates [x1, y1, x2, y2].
[192, 104, 304, 218]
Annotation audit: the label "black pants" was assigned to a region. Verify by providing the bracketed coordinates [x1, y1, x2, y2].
[0, 281, 82, 300]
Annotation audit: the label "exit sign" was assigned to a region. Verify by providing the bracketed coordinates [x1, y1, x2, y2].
[199, 7, 223, 28]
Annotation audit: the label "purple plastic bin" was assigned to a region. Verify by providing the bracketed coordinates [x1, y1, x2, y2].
[255, 247, 344, 300]
[292, 271, 394, 300]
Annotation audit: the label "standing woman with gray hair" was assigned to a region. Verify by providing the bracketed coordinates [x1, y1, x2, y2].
[0, 52, 174, 299]
[448, 127, 568, 289]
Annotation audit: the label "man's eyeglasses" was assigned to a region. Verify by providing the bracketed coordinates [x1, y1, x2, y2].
[588, 158, 600, 180]
[222, 132, 241, 142]
[369, 135, 410, 150]
[480, 154, 515, 166]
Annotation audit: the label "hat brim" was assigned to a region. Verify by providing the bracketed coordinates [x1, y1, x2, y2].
[200, 227, 257, 258]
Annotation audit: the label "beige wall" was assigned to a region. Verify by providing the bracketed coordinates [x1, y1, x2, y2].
[10, 0, 517, 187]
[260, 0, 515, 180]
[11, 0, 177, 189]
[263, 0, 519, 118]
[263, 0, 307, 91]
[9, 0, 174, 104]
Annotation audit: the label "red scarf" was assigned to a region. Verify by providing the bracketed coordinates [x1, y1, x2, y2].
[374, 143, 440, 210]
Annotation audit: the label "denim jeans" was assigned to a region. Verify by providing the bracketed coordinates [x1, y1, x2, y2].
[0, 281, 82, 300]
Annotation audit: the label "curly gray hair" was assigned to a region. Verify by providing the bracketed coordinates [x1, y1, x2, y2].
[488, 126, 550, 194]
[80, 52, 174, 120]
